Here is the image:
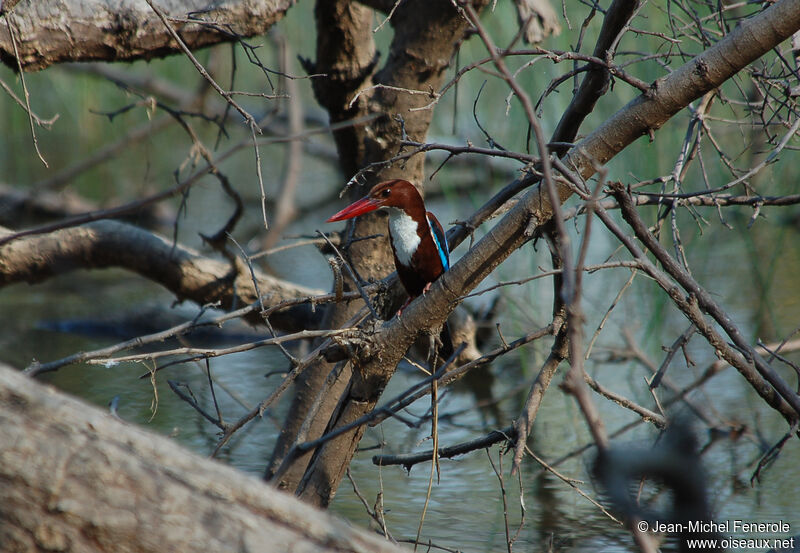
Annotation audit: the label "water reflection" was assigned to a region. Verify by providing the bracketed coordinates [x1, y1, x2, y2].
[2, 218, 800, 552]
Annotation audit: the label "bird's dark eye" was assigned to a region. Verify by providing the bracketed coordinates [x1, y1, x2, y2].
[382, 189, 391, 197]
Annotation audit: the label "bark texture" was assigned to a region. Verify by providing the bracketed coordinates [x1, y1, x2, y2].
[0, 363, 404, 553]
[268, 0, 489, 500]
[0, 0, 293, 71]
[294, 0, 800, 505]
[0, 221, 323, 328]
[264, 0, 380, 492]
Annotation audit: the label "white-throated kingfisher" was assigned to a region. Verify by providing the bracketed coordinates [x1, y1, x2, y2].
[326, 179, 453, 357]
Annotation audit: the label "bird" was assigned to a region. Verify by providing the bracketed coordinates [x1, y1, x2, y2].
[326, 179, 453, 358]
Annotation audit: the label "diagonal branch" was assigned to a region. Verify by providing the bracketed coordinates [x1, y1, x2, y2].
[0, 221, 323, 348]
[295, 0, 800, 507]
[551, 0, 642, 149]
[609, 182, 800, 420]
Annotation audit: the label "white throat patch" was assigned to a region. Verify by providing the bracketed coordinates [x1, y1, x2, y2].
[387, 208, 420, 266]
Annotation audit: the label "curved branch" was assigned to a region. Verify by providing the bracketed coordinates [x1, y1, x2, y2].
[0, 220, 323, 325]
[296, 0, 800, 506]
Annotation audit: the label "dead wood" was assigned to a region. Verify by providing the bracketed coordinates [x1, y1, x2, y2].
[0, 363, 404, 553]
[0, 183, 172, 230]
[0, 220, 323, 329]
[0, 0, 293, 72]
[268, 0, 491, 498]
[293, 0, 800, 507]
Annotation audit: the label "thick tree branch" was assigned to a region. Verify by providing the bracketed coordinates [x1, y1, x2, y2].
[309, 0, 377, 179]
[551, 0, 641, 149]
[0, 0, 294, 72]
[0, 183, 169, 230]
[271, 0, 490, 500]
[0, 363, 405, 553]
[0, 221, 322, 328]
[296, 0, 800, 506]
[563, 0, 800, 178]
[264, 0, 385, 496]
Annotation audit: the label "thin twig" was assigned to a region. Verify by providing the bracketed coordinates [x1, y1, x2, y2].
[5, 16, 48, 167]
[0, 75, 58, 128]
[317, 230, 380, 320]
[143, 0, 258, 130]
[86, 329, 353, 366]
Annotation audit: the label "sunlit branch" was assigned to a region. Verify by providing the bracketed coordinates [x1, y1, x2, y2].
[87, 329, 355, 366]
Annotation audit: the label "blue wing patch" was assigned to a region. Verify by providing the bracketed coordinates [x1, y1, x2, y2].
[426, 212, 450, 271]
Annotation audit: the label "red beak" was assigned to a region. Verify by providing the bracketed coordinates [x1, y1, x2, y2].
[326, 196, 381, 222]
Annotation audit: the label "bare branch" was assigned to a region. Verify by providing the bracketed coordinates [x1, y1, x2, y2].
[609, 182, 800, 422]
[0, 220, 322, 344]
[0, 0, 294, 71]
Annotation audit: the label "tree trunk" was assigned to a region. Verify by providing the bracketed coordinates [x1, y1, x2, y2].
[293, 0, 800, 507]
[268, 0, 489, 501]
[0, 363, 403, 553]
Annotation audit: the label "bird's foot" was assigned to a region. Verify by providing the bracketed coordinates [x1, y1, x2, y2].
[421, 282, 432, 295]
